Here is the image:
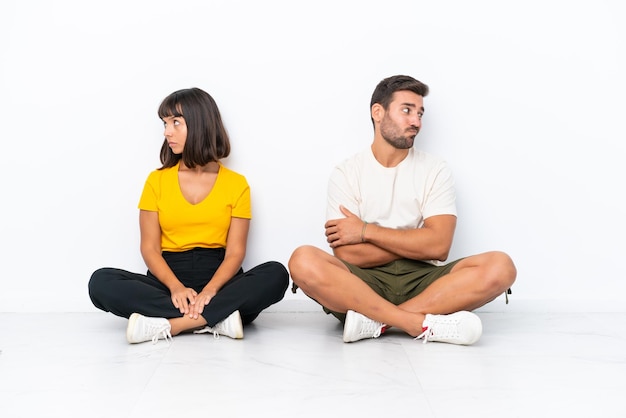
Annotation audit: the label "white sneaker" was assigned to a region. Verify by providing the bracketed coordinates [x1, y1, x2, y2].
[416, 311, 482, 345]
[126, 313, 172, 344]
[194, 310, 243, 339]
[343, 310, 386, 343]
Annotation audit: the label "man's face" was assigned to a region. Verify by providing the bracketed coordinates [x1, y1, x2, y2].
[379, 90, 424, 149]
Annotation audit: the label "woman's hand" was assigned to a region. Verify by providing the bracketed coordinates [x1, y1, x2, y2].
[170, 285, 198, 316]
[188, 288, 217, 319]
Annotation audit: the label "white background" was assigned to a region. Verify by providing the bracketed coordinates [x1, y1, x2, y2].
[1, 0, 624, 312]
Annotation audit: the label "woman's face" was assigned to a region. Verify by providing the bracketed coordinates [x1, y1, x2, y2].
[162, 115, 188, 155]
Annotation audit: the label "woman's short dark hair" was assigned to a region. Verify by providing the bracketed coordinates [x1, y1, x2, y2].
[157, 88, 230, 169]
[369, 75, 429, 126]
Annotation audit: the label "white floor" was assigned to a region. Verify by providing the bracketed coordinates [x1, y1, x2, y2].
[1, 300, 625, 418]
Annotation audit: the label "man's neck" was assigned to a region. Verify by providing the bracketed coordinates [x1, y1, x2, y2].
[371, 140, 410, 168]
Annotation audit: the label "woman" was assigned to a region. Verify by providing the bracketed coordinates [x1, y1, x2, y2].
[89, 88, 289, 344]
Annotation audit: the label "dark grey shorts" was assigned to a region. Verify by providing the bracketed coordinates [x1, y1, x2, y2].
[323, 258, 462, 322]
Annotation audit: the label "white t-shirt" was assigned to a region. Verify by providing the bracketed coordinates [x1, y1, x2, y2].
[326, 147, 457, 230]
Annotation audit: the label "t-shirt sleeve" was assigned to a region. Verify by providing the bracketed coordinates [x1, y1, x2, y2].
[326, 164, 359, 221]
[422, 161, 457, 219]
[138, 171, 159, 212]
[231, 177, 251, 219]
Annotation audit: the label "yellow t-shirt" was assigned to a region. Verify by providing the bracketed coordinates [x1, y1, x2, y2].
[138, 162, 251, 252]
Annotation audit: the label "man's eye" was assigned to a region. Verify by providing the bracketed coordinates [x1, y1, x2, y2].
[402, 108, 410, 113]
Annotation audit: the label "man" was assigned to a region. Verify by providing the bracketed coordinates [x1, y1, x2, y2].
[288, 75, 516, 344]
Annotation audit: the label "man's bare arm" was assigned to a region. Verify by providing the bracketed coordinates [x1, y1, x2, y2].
[362, 214, 456, 261]
[325, 206, 456, 267]
[332, 242, 401, 268]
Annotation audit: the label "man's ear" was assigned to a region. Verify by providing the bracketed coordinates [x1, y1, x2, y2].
[371, 103, 384, 124]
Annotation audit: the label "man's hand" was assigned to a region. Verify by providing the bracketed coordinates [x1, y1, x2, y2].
[325, 205, 366, 248]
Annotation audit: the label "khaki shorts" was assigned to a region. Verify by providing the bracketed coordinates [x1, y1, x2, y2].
[323, 258, 462, 322]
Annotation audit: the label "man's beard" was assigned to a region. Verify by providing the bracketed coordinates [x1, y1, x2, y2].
[382, 135, 414, 149]
[380, 120, 417, 149]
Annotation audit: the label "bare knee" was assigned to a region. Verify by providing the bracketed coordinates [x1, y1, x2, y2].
[288, 245, 321, 283]
[483, 251, 517, 291]
[288, 245, 339, 291]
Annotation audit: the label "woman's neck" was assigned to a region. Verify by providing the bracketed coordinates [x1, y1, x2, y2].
[179, 161, 220, 173]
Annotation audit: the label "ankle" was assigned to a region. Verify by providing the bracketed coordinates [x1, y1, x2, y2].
[405, 312, 426, 337]
[169, 316, 207, 335]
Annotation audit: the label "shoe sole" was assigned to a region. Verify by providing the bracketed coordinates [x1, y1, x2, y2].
[342, 310, 357, 343]
[231, 310, 244, 339]
[126, 313, 141, 343]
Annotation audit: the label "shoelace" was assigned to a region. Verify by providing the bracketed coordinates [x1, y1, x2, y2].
[415, 327, 433, 344]
[415, 320, 459, 344]
[151, 327, 173, 345]
[193, 326, 220, 339]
